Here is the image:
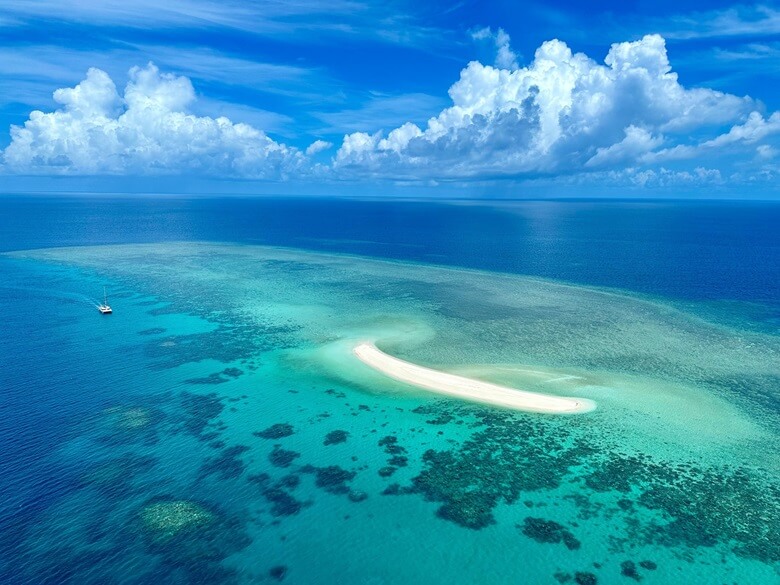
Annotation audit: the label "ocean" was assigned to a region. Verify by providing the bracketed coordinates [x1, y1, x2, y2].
[0, 196, 778, 584]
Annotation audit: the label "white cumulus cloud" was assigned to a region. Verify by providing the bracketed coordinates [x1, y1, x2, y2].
[2, 63, 306, 178]
[335, 34, 761, 181]
[586, 126, 663, 168]
[471, 27, 519, 70]
[3, 33, 779, 191]
[305, 139, 333, 155]
[644, 111, 780, 163]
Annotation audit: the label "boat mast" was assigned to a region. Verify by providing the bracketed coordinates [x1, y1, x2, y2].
[104, 286, 107, 306]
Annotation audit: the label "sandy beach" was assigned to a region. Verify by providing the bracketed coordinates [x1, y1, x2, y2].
[353, 342, 595, 414]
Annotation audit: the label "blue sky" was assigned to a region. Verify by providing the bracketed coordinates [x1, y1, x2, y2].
[2, 1, 780, 197]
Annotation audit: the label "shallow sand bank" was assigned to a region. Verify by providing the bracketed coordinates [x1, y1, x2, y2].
[353, 342, 595, 414]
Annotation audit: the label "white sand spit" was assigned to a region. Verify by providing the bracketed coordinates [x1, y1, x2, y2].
[353, 342, 595, 414]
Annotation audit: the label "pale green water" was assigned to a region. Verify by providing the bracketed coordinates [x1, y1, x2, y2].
[4, 242, 779, 584]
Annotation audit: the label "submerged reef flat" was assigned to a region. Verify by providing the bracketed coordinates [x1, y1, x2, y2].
[5, 242, 779, 584]
[93, 404, 166, 445]
[386, 400, 780, 565]
[139, 499, 216, 545]
[79, 453, 158, 495]
[138, 496, 250, 571]
[113, 406, 156, 430]
[394, 406, 592, 529]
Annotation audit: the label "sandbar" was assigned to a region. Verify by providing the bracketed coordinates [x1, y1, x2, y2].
[353, 342, 595, 414]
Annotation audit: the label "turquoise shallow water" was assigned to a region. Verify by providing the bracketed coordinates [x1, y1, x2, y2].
[1, 242, 778, 584]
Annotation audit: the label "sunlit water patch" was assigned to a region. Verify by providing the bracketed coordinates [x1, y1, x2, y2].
[1, 243, 777, 584]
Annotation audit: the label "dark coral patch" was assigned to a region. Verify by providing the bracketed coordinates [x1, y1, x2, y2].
[574, 572, 598, 585]
[378, 435, 398, 447]
[199, 445, 250, 481]
[377, 434, 409, 473]
[269, 446, 300, 468]
[186, 372, 231, 385]
[620, 560, 641, 581]
[436, 491, 498, 530]
[248, 473, 271, 485]
[520, 517, 581, 550]
[585, 454, 670, 494]
[348, 491, 368, 503]
[382, 483, 415, 496]
[79, 454, 158, 495]
[324, 430, 349, 446]
[263, 488, 303, 516]
[144, 321, 291, 371]
[314, 466, 356, 495]
[138, 327, 167, 335]
[269, 565, 287, 581]
[249, 474, 305, 517]
[254, 423, 294, 439]
[426, 414, 454, 425]
[185, 368, 243, 385]
[388, 455, 408, 467]
[277, 474, 300, 489]
[180, 392, 225, 438]
[412, 404, 453, 425]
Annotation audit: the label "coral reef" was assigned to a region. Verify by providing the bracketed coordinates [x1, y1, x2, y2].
[269, 446, 300, 468]
[98, 404, 165, 445]
[137, 496, 251, 571]
[323, 430, 349, 446]
[79, 454, 158, 495]
[249, 474, 306, 517]
[138, 327, 167, 335]
[254, 423, 294, 439]
[389, 405, 589, 529]
[199, 445, 250, 481]
[519, 517, 581, 550]
[186, 367, 244, 385]
[587, 453, 780, 563]
[574, 572, 597, 585]
[180, 392, 225, 438]
[269, 565, 287, 581]
[139, 499, 215, 545]
[620, 560, 641, 581]
[314, 466, 356, 495]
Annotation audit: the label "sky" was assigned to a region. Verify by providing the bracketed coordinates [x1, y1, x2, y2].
[1, 0, 780, 197]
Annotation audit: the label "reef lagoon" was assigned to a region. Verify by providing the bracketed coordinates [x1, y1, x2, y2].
[1, 236, 778, 584]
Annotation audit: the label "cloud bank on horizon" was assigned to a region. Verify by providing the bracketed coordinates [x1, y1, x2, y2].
[3, 32, 780, 191]
[3, 64, 308, 179]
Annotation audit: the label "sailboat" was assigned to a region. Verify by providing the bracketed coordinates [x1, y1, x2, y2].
[98, 287, 112, 314]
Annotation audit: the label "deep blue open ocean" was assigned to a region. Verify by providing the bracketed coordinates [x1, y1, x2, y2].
[1, 196, 779, 304]
[1, 196, 778, 585]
